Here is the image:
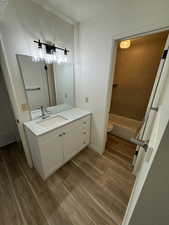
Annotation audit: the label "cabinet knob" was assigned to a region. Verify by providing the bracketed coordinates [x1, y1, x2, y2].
[62, 132, 66, 135]
[59, 134, 62, 137]
[83, 121, 87, 124]
[83, 131, 87, 135]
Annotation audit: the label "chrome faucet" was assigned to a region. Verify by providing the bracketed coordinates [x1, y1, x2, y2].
[40, 106, 50, 119]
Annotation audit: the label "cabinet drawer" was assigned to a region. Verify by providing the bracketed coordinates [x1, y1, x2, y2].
[77, 115, 91, 151]
[80, 115, 91, 135]
[81, 130, 90, 146]
[38, 127, 63, 144]
[79, 115, 91, 127]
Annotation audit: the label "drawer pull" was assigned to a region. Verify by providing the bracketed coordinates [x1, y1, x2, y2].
[83, 131, 87, 135]
[83, 121, 87, 124]
[62, 132, 66, 136]
[58, 134, 62, 137]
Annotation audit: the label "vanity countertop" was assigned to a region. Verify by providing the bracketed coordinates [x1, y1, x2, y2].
[24, 108, 91, 136]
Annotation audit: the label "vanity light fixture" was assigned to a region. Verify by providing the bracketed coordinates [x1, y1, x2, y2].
[32, 40, 69, 64]
[120, 40, 131, 49]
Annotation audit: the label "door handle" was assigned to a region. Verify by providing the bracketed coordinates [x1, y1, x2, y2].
[130, 138, 149, 152]
[113, 83, 118, 88]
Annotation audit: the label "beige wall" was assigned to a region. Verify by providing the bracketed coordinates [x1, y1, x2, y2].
[110, 31, 168, 121]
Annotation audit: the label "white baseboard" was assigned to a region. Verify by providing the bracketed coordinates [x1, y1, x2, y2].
[0, 139, 16, 148]
[89, 143, 103, 155]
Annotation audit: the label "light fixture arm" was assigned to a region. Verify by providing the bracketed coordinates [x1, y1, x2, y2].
[34, 40, 69, 55]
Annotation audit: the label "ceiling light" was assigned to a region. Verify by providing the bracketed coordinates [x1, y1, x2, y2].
[120, 40, 131, 49]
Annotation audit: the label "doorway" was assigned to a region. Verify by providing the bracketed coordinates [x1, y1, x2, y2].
[106, 30, 169, 172]
[0, 64, 18, 147]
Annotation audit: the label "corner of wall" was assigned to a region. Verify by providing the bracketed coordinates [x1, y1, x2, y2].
[89, 143, 104, 155]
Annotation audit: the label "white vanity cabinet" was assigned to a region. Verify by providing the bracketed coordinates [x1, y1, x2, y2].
[25, 113, 91, 180]
[63, 115, 90, 163]
[37, 128, 64, 178]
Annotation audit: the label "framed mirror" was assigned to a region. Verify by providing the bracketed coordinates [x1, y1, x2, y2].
[17, 54, 74, 120]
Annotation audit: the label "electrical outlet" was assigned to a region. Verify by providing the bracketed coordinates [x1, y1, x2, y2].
[85, 97, 89, 103]
[21, 103, 29, 112]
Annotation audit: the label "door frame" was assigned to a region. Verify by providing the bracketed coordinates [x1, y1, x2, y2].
[132, 34, 169, 174]
[103, 25, 169, 225]
[104, 26, 169, 152]
[0, 35, 33, 167]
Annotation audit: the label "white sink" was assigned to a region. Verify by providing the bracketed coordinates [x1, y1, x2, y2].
[37, 115, 68, 128]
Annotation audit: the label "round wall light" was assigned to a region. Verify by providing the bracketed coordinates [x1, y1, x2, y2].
[120, 40, 131, 49]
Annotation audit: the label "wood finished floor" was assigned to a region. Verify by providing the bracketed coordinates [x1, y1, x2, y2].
[0, 135, 135, 225]
[105, 134, 136, 171]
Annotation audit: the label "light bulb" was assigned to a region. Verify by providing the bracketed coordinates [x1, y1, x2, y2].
[53, 51, 58, 63]
[32, 55, 39, 63]
[120, 40, 131, 49]
[56, 51, 62, 64]
[38, 46, 45, 61]
[32, 43, 69, 64]
[63, 55, 68, 63]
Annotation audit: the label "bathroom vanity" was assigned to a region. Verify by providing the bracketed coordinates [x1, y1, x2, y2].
[18, 54, 91, 180]
[24, 108, 91, 180]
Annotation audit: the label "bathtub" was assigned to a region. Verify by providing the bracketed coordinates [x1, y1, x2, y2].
[108, 113, 142, 141]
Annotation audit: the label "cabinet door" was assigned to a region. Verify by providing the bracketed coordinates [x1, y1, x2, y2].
[62, 121, 83, 163]
[38, 128, 63, 179]
[63, 116, 91, 163]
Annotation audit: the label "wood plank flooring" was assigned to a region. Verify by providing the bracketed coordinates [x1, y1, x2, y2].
[0, 136, 135, 225]
[105, 134, 136, 170]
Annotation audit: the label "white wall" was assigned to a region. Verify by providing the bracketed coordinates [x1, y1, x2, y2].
[0, 0, 74, 165]
[76, 1, 169, 153]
